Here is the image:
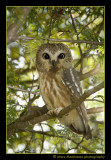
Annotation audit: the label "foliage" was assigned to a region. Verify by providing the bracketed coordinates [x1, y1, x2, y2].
[7, 6, 104, 154]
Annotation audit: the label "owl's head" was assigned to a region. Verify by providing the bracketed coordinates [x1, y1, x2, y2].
[36, 43, 73, 72]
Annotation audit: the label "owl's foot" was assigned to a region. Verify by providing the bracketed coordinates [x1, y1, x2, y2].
[47, 108, 63, 117]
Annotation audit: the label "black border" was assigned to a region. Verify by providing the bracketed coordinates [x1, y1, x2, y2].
[1, 0, 111, 159]
[1, 0, 108, 6]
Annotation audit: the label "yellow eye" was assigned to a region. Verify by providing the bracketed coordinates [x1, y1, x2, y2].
[58, 53, 65, 59]
[42, 53, 50, 59]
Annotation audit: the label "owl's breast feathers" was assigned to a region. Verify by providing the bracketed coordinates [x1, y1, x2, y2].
[39, 71, 72, 110]
[39, 69, 92, 139]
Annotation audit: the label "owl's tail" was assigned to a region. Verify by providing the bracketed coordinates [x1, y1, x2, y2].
[68, 124, 92, 140]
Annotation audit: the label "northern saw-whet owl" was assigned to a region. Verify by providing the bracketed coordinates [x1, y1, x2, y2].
[36, 43, 92, 139]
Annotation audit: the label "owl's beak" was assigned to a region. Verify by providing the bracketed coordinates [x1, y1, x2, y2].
[51, 60, 57, 67]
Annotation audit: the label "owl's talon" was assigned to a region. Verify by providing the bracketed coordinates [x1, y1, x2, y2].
[47, 110, 57, 117]
[47, 108, 63, 117]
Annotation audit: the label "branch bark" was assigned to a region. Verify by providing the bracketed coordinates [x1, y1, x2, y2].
[87, 107, 104, 114]
[7, 85, 39, 95]
[7, 7, 33, 45]
[85, 99, 104, 103]
[45, 38, 104, 45]
[79, 63, 104, 81]
[7, 81, 104, 138]
[17, 36, 104, 45]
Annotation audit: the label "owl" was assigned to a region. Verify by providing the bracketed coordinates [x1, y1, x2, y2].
[36, 43, 92, 139]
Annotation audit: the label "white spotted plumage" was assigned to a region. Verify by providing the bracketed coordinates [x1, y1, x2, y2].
[70, 68, 75, 82]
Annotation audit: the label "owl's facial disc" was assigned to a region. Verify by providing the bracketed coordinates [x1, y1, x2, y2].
[49, 53, 66, 71]
[50, 53, 65, 68]
[40, 48, 70, 72]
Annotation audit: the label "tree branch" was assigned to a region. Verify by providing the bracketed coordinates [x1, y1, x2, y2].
[74, 47, 93, 69]
[96, 20, 104, 35]
[7, 85, 39, 95]
[7, 7, 33, 45]
[7, 81, 104, 138]
[79, 63, 104, 81]
[85, 99, 104, 103]
[43, 38, 104, 45]
[17, 36, 104, 45]
[87, 107, 104, 114]
[47, 8, 53, 43]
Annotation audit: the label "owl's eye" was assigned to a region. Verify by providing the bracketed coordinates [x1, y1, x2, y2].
[58, 53, 65, 59]
[42, 53, 50, 59]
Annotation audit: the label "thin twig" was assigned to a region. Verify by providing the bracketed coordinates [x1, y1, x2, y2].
[79, 63, 104, 81]
[74, 47, 93, 69]
[18, 36, 104, 45]
[7, 85, 39, 95]
[7, 7, 33, 45]
[69, 10, 85, 74]
[20, 129, 96, 153]
[77, 17, 97, 36]
[27, 67, 37, 110]
[85, 99, 104, 103]
[48, 8, 53, 43]
[48, 38, 104, 45]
